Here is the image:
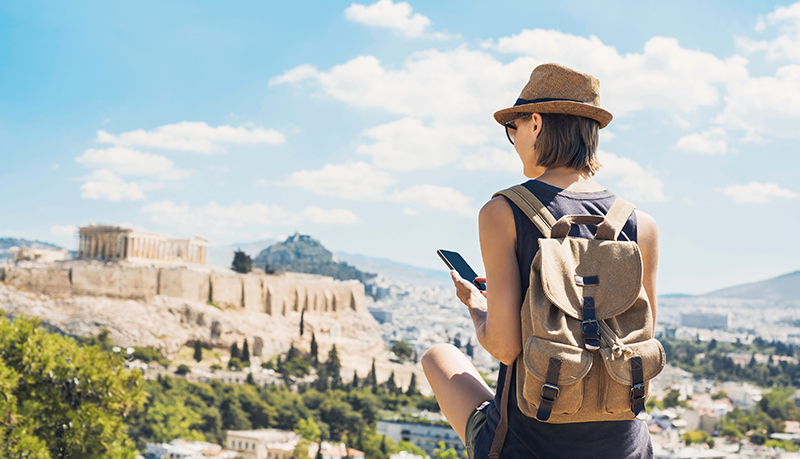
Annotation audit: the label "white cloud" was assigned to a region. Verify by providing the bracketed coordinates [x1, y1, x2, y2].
[287, 162, 396, 199]
[142, 200, 358, 234]
[344, 0, 431, 37]
[738, 2, 800, 61]
[391, 184, 476, 217]
[96, 121, 286, 153]
[357, 118, 492, 171]
[676, 128, 728, 155]
[482, 30, 748, 117]
[402, 207, 418, 216]
[76, 146, 192, 180]
[270, 48, 525, 121]
[50, 225, 78, 237]
[462, 147, 520, 173]
[302, 206, 360, 225]
[50, 163, 59, 170]
[718, 181, 799, 204]
[716, 65, 800, 140]
[80, 170, 146, 202]
[595, 151, 666, 202]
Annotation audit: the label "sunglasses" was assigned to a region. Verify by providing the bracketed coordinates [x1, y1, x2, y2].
[503, 115, 531, 145]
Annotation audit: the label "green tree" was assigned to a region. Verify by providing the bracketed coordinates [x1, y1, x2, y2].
[366, 359, 378, 388]
[228, 357, 243, 371]
[385, 371, 398, 394]
[310, 333, 318, 366]
[232, 249, 252, 273]
[193, 340, 203, 362]
[390, 341, 413, 361]
[296, 417, 322, 442]
[433, 441, 458, 459]
[351, 370, 360, 389]
[326, 345, 342, 388]
[242, 338, 251, 364]
[231, 342, 240, 360]
[146, 399, 205, 443]
[300, 309, 305, 337]
[406, 373, 418, 396]
[176, 364, 191, 376]
[0, 315, 146, 457]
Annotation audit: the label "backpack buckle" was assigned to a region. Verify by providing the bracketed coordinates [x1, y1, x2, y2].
[581, 319, 601, 351]
[541, 383, 559, 402]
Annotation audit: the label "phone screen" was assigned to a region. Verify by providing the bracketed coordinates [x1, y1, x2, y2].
[437, 249, 486, 291]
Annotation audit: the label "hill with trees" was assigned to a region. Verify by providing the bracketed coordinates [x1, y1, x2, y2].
[254, 233, 376, 283]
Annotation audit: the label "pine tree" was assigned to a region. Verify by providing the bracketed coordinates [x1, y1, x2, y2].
[351, 370, 360, 389]
[465, 338, 474, 359]
[453, 335, 462, 349]
[231, 249, 252, 274]
[193, 340, 203, 362]
[310, 333, 318, 366]
[300, 309, 305, 336]
[366, 358, 378, 387]
[406, 372, 418, 396]
[230, 342, 240, 360]
[242, 338, 250, 363]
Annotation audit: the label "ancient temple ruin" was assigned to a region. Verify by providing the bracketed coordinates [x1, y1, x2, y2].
[78, 226, 208, 264]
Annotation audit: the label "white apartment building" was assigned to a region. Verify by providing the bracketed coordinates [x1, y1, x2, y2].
[378, 420, 463, 458]
[226, 429, 300, 459]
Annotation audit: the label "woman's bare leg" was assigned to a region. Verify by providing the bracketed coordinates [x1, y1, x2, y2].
[422, 343, 494, 444]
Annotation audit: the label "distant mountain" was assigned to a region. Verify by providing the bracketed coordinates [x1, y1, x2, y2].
[207, 239, 277, 268]
[335, 252, 450, 288]
[253, 233, 375, 283]
[701, 270, 800, 302]
[0, 238, 62, 254]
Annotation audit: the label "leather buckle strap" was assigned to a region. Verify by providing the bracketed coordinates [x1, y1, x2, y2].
[582, 297, 600, 351]
[630, 356, 647, 419]
[536, 358, 562, 421]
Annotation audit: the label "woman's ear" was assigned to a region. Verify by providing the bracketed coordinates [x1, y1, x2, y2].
[530, 113, 543, 140]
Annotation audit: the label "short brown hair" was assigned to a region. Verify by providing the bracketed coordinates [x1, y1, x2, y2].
[534, 113, 601, 175]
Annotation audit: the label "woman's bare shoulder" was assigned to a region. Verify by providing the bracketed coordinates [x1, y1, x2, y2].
[635, 210, 658, 246]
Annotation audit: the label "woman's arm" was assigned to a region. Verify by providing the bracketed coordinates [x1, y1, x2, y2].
[453, 196, 522, 366]
[636, 210, 659, 329]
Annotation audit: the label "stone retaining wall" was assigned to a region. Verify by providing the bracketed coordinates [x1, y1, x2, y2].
[0, 265, 364, 316]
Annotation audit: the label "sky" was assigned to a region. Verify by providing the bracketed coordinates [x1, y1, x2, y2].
[1, 0, 799, 295]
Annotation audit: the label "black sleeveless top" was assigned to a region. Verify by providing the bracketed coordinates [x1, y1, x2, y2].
[472, 179, 653, 459]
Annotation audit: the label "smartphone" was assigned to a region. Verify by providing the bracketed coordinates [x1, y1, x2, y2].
[437, 249, 486, 291]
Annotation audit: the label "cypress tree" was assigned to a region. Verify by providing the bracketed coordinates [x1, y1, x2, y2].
[193, 340, 203, 362]
[406, 372, 418, 396]
[385, 371, 398, 394]
[242, 338, 250, 363]
[310, 333, 318, 366]
[300, 309, 305, 336]
[230, 342, 240, 360]
[326, 345, 342, 389]
[351, 370, 360, 389]
[366, 358, 377, 387]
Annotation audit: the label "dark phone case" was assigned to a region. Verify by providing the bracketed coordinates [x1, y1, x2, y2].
[437, 249, 486, 291]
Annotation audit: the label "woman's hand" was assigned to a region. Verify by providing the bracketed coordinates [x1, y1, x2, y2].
[450, 270, 487, 313]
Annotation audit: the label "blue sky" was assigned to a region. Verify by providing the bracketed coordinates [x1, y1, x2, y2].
[1, 0, 799, 295]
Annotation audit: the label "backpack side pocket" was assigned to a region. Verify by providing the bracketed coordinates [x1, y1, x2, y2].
[599, 338, 665, 414]
[518, 336, 593, 418]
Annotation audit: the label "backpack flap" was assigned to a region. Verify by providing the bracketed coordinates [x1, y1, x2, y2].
[539, 238, 644, 321]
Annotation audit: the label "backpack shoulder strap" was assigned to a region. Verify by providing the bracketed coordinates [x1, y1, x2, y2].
[493, 185, 557, 238]
[604, 197, 636, 240]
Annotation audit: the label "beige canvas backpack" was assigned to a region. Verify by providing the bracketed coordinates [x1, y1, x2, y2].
[488, 185, 665, 457]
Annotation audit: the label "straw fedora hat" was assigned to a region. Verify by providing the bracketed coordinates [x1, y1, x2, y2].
[493, 63, 612, 129]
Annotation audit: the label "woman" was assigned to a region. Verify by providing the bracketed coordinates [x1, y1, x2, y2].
[422, 63, 659, 458]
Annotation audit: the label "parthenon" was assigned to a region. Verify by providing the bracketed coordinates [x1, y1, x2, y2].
[78, 225, 208, 264]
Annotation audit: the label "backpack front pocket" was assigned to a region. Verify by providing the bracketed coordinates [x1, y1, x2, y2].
[518, 336, 593, 418]
[599, 338, 665, 415]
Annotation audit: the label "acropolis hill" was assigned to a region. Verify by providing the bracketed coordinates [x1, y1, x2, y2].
[0, 228, 414, 387]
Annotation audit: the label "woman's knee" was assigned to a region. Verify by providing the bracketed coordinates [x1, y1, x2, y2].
[421, 343, 459, 372]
